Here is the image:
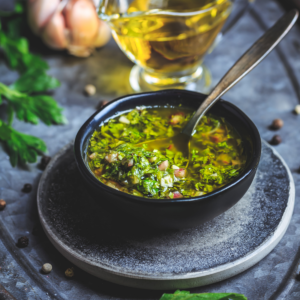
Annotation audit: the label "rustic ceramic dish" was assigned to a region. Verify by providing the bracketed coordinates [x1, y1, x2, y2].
[74, 89, 261, 229]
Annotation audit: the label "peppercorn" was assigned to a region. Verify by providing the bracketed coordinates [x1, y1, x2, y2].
[271, 118, 284, 130]
[96, 100, 108, 110]
[42, 263, 52, 274]
[22, 184, 32, 193]
[0, 199, 6, 211]
[17, 236, 29, 248]
[65, 267, 74, 278]
[84, 84, 96, 96]
[270, 135, 282, 145]
[294, 104, 300, 115]
[40, 155, 51, 170]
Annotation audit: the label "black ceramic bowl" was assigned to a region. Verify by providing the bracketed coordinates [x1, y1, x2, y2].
[74, 89, 261, 229]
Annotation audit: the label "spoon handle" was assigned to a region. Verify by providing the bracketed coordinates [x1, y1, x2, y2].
[182, 9, 299, 137]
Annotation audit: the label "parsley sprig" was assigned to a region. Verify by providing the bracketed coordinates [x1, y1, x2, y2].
[0, 83, 66, 125]
[0, 1, 66, 166]
[159, 290, 247, 300]
[0, 120, 47, 166]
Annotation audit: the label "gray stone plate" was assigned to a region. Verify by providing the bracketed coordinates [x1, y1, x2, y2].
[37, 140, 295, 290]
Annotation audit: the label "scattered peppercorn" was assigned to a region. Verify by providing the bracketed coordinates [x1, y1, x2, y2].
[270, 135, 282, 145]
[40, 155, 51, 170]
[17, 236, 29, 248]
[271, 118, 284, 130]
[65, 267, 74, 278]
[0, 199, 6, 211]
[96, 100, 108, 110]
[84, 84, 96, 96]
[22, 184, 32, 193]
[294, 104, 300, 115]
[42, 263, 52, 274]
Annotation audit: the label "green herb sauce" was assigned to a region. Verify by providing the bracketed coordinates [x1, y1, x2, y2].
[87, 107, 247, 199]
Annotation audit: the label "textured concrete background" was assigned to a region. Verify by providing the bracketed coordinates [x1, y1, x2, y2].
[1, 0, 300, 299]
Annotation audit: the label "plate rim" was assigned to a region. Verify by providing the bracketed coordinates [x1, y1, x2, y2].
[37, 140, 295, 289]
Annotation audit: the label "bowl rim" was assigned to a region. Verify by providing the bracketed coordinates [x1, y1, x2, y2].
[99, 0, 232, 21]
[74, 89, 261, 204]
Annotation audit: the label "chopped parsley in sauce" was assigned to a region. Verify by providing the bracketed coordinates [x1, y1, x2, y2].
[87, 107, 247, 199]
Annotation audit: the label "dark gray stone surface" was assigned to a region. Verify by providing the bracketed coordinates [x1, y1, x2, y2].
[39, 142, 290, 276]
[1, 0, 300, 299]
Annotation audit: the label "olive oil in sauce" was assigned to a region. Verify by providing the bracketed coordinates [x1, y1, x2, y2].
[88, 107, 246, 199]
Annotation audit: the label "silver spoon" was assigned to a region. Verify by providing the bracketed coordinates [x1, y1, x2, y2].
[138, 9, 298, 161]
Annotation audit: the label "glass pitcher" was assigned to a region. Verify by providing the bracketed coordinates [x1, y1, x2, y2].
[98, 0, 233, 92]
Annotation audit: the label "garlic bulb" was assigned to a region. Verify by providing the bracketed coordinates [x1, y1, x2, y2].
[27, 0, 111, 57]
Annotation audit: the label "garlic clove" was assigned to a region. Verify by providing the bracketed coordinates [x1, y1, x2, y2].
[94, 20, 111, 48]
[27, 0, 60, 35]
[64, 0, 99, 47]
[67, 45, 94, 57]
[41, 9, 68, 50]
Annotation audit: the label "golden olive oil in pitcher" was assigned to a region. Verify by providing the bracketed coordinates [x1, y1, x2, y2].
[99, 0, 233, 89]
[106, 0, 232, 74]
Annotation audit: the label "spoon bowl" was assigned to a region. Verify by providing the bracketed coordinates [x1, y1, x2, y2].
[136, 133, 191, 164]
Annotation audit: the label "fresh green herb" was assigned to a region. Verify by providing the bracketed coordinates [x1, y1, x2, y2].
[159, 290, 247, 300]
[0, 1, 65, 166]
[88, 107, 247, 199]
[0, 83, 65, 125]
[0, 120, 46, 166]
[10, 68, 60, 93]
